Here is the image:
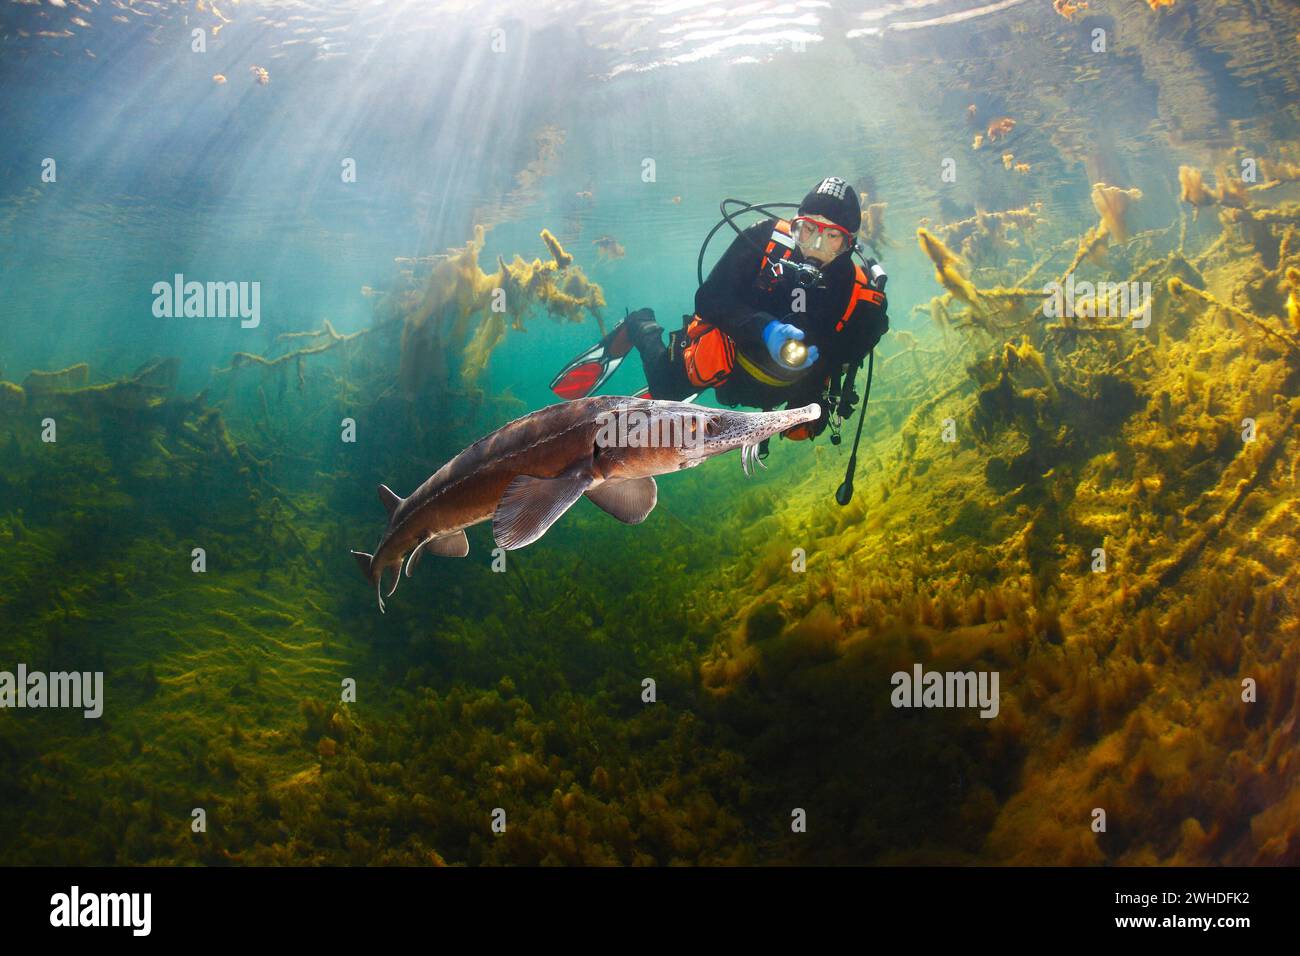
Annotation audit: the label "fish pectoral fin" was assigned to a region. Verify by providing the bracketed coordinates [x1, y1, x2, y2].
[584, 476, 658, 524]
[493, 469, 593, 550]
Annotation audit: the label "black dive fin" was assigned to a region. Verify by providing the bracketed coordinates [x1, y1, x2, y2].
[493, 468, 593, 550]
[585, 477, 658, 524]
[549, 321, 636, 400]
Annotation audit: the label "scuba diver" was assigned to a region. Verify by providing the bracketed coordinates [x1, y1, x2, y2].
[550, 177, 890, 475]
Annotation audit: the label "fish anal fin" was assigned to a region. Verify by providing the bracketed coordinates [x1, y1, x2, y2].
[493, 468, 592, 550]
[377, 484, 403, 517]
[585, 477, 658, 524]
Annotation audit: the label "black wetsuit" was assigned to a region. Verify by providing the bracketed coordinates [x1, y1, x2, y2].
[633, 218, 889, 437]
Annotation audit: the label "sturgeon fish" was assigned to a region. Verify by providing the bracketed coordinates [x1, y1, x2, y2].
[350, 396, 820, 612]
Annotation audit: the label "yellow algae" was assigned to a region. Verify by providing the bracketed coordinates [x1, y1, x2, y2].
[1178, 165, 1213, 208]
[1285, 267, 1300, 330]
[985, 116, 1016, 144]
[1053, 0, 1087, 21]
[917, 227, 982, 310]
[540, 227, 572, 268]
[1214, 164, 1250, 209]
[0, 381, 25, 412]
[22, 362, 90, 393]
[1091, 183, 1142, 244]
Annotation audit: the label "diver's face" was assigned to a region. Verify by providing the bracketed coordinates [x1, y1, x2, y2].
[793, 214, 852, 265]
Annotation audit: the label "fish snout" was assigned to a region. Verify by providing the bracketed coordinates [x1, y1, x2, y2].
[730, 403, 821, 444]
[761, 403, 821, 435]
[688, 403, 821, 462]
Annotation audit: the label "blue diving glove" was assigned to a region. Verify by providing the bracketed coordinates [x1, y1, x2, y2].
[761, 319, 819, 370]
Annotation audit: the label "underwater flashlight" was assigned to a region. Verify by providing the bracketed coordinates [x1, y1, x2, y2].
[779, 339, 808, 368]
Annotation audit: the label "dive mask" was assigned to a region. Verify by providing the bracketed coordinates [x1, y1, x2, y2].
[791, 215, 852, 258]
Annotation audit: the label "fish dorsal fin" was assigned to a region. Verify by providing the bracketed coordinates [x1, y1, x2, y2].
[405, 531, 470, 577]
[377, 484, 403, 517]
[493, 468, 593, 551]
[585, 477, 658, 524]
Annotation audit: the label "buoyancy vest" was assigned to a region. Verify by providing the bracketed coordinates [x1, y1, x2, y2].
[683, 220, 882, 390]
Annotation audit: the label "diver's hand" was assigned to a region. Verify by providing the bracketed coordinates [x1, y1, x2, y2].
[761, 319, 819, 370]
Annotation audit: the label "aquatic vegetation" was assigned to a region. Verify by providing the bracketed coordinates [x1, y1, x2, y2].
[682, 140, 1300, 863]
[917, 228, 984, 313]
[1053, 0, 1088, 21]
[1286, 267, 1300, 328]
[1179, 165, 1214, 210]
[592, 236, 625, 261]
[220, 225, 605, 410]
[931, 205, 1044, 268]
[398, 225, 605, 395]
[473, 126, 567, 231]
[1091, 183, 1143, 245]
[985, 117, 1016, 144]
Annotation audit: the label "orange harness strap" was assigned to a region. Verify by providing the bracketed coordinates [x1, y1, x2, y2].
[836, 264, 885, 332]
[758, 220, 796, 291]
